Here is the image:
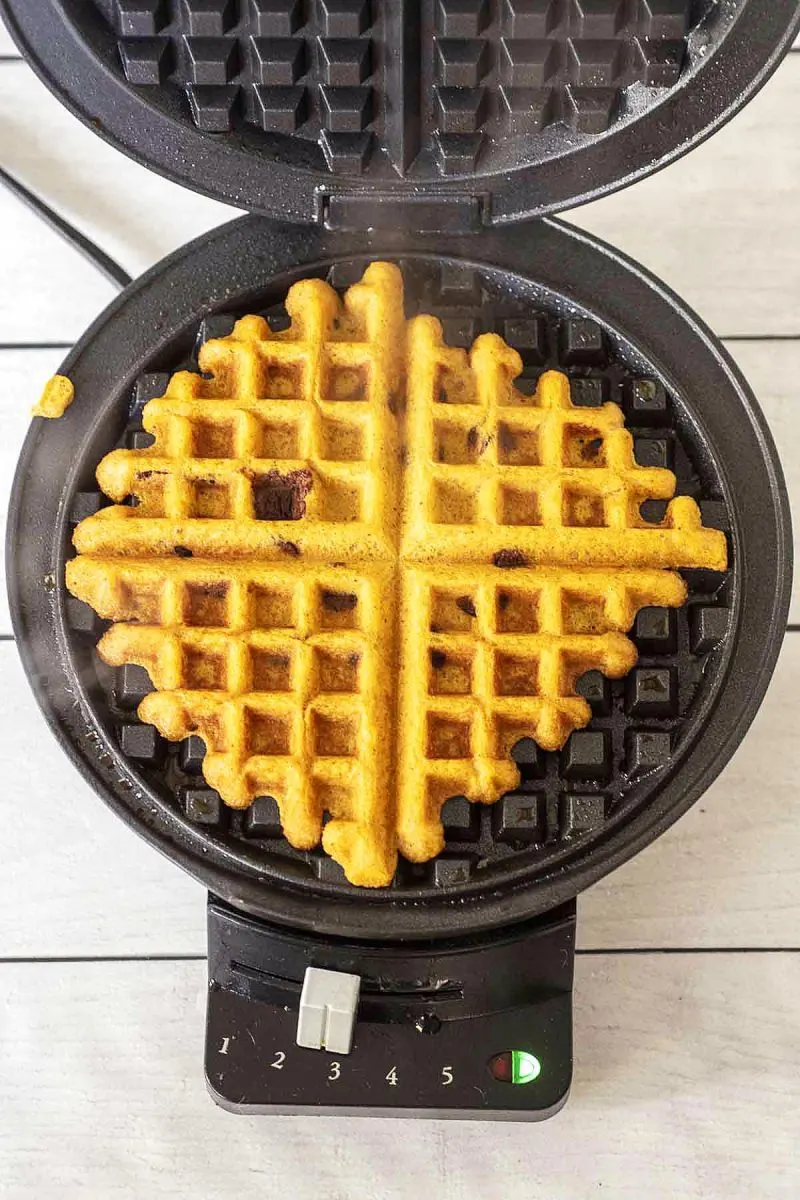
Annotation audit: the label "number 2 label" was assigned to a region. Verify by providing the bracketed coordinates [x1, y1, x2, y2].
[271, 1051, 286, 1070]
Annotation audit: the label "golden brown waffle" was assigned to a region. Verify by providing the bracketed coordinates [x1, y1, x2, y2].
[67, 263, 727, 887]
[395, 319, 726, 862]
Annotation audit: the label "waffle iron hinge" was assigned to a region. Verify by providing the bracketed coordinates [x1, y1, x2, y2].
[319, 191, 488, 235]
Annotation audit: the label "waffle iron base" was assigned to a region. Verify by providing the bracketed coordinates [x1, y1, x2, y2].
[6, 215, 790, 942]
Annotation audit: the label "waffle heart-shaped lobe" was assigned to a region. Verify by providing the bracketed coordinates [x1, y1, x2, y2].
[67, 262, 727, 886]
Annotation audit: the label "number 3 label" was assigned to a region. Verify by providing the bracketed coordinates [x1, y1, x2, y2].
[441, 1065, 453, 1086]
[328, 1061, 341, 1081]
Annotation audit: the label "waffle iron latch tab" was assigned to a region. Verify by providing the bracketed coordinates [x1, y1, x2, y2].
[320, 192, 487, 234]
[296, 967, 361, 1055]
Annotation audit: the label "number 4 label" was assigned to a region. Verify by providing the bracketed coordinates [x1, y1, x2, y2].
[386, 1066, 398, 1086]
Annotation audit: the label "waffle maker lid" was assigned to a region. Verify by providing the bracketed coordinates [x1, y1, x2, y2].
[2, 0, 799, 225]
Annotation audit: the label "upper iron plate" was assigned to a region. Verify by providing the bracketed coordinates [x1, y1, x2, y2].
[2, 0, 799, 223]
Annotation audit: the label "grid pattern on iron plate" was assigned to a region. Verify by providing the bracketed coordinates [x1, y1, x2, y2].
[65, 259, 732, 890]
[95, 0, 702, 178]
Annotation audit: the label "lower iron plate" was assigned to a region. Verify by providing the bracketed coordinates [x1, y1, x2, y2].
[6, 216, 791, 940]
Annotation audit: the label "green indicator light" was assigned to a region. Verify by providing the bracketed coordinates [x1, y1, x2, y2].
[511, 1051, 542, 1085]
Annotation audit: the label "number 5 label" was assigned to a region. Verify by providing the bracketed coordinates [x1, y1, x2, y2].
[441, 1065, 453, 1086]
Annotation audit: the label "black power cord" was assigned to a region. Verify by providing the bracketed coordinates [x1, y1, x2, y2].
[0, 163, 132, 290]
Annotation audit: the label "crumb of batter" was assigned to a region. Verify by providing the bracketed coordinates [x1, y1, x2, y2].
[32, 375, 75, 419]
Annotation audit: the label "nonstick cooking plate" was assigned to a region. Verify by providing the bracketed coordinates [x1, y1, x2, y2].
[6, 217, 791, 940]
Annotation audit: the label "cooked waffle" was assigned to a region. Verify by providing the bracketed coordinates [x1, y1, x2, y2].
[67, 263, 728, 887]
[395, 319, 726, 862]
[68, 262, 405, 887]
[73, 559, 397, 886]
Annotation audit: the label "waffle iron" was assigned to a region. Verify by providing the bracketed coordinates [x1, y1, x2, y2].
[3, 0, 796, 1119]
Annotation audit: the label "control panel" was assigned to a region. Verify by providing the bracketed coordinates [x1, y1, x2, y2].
[204, 896, 575, 1120]
[206, 986, 571, 1118]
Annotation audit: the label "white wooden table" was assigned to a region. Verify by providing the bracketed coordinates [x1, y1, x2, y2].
[1, 22, 799, 1199]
